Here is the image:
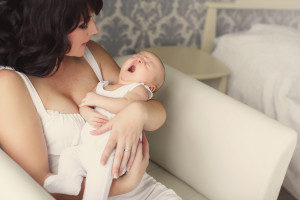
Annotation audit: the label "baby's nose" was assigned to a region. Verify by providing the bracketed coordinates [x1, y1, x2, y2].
[137, 57, 143, 64]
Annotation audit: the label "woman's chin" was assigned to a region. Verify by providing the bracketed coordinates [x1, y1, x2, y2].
[66, 46, 86, 57]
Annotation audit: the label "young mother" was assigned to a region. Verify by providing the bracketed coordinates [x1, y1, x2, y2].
[0, 0, 180, 199]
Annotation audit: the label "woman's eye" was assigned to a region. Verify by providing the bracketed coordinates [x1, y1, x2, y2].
[79, 22, 88, 29]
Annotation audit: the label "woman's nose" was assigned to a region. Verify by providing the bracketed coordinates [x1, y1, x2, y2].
[88, 18, 99, 36]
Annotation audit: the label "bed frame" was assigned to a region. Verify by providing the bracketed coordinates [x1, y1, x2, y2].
[201, 0, 300, 53]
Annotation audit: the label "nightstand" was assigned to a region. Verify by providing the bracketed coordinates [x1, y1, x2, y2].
[141, 46, 230, 93]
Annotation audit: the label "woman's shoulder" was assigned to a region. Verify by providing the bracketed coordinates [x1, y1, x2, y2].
[87, 41, 116, 65]
[87, 41, 120, 84]
[0, 68, 24, 85]
[87, 40, 108, 61]
[0, 69, 29, 97]
[0, 69, 37, 121]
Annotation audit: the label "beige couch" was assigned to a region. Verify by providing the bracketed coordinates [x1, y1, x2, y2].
[0, 57, 297, 200]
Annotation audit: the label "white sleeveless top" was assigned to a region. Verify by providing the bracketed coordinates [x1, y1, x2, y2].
[0, 47, 102, 157]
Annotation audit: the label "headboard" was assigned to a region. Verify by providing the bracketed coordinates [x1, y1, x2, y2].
[201, 0, 300, 53]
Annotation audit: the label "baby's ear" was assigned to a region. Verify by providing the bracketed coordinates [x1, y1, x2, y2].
[149, 85, 156, 92]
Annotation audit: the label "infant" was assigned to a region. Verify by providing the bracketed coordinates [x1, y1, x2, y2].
[44, 51, 165, 200]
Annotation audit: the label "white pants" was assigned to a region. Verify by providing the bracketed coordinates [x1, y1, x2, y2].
[108, 173, 182, 200]
[44, 124, 114, 200]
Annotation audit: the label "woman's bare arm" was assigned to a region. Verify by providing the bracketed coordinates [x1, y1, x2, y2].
[138, 99, 166, 131]
[0, 70, 50, 185]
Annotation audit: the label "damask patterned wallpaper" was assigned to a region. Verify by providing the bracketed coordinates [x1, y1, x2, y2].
[91, 0, 300, 56]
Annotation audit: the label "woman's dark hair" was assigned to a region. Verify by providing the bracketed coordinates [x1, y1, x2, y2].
[0, 0, 103, 77]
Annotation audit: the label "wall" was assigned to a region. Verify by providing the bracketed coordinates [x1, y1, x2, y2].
[92, 0, 300, 56]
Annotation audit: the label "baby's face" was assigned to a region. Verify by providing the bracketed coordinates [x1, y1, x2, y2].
[119, 51, 164, 92]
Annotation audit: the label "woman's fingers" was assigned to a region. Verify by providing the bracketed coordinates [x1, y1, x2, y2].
[127, 133, 149, 178]
[133, 141, 143, 163]
[118, 142, 132, 176]
[100, 134, 116, 165]
[126, 139, 139, 171]
[111, 138, 125, 179]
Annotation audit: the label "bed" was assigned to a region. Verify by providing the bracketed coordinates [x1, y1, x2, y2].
[201, 1, 300, 199]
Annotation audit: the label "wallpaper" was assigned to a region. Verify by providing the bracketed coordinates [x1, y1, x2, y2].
[91, 0, 300, 56]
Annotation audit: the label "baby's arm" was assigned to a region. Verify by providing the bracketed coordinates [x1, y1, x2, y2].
[80, 85, 149, 114]
[79, 106, 108, 127]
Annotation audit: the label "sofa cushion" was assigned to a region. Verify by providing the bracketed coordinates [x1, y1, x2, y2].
[147, 160, 208, 200]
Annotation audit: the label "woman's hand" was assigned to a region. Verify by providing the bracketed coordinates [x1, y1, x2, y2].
[109, 132, 149, 196]
[125, 132, 149, 184]
[91, 102, 147, 179]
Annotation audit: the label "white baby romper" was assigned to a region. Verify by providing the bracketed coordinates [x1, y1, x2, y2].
[0, 47, 181, 200]
[44, 81, 153, 200]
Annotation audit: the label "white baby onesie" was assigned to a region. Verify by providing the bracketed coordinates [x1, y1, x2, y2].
[44, 81, 153, 200]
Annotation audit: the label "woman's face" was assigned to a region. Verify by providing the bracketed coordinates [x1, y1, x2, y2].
[66, 13, 98, 57]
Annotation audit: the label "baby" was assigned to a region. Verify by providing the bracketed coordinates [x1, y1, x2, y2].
[44, 51, 165, 200]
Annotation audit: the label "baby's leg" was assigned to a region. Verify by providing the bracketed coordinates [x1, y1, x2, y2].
[44, 146, 85, 195]
[82, 134, 114, 200]
[83, 154, 114, 200]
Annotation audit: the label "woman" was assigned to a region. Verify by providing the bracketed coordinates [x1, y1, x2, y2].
[0, 0, 180, 199]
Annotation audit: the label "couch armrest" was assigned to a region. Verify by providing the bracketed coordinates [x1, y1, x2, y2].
[114, 55, 297, 199]
[0, 149, 54, 200]
[147, 64, 297, 200]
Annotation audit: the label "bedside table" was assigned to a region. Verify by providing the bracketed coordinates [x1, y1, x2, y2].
[141, 46, 230, 93]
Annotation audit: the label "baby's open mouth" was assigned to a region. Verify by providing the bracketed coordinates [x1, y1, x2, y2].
[128, 65, 136, 72]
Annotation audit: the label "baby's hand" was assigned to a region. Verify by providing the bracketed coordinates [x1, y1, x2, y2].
[80, 92, 98, 107]
[82, 109, 108, 128]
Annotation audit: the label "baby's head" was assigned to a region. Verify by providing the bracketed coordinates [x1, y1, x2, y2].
[119, 51, 165, 92]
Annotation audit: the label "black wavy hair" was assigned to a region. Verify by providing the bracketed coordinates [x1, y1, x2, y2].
[0, 0, 103, 77]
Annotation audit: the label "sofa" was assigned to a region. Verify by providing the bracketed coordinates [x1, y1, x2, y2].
[0, 56, 297, 200]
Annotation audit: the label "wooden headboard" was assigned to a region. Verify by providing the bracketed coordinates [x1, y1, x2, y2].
[201, 0, 300, 53]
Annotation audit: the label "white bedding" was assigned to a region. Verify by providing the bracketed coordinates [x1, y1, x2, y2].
[212, 24, 300, 199]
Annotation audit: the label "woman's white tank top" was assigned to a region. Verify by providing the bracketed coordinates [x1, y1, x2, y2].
[0, 48, 103, 164]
